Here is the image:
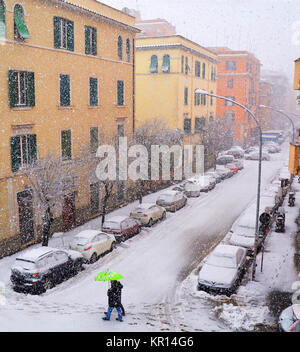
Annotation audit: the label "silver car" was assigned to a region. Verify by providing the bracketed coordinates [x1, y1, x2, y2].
[156, 190, 187, 212]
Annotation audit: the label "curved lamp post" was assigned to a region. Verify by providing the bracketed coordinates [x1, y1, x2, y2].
[195, 89, 262, 280]
[259, 105, 295, 142]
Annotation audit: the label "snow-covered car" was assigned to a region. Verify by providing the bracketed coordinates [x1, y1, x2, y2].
[70, 230, 116, 263]
[197, 244, 247, 296]
[184, 181, 201, 197]
[102, 216, 141, 242]
[264, 145, 277, 153]
[216, 155, 235, 165]
[216, 167, 234, 179]
[278, 304, 300, 332]
[244, 146, 258, 154]
[225, 163, 238, 173]
[264, 142, 281, 153]
[206, 171, 222, 183]
[197, 175, 216, 192]
[130, 203, 166, 226]
[245, 151, 270, 161]
[10, 247, 84, 294]
[225, 149, 244, 159]
[156, 190, 187, 212]
[233, 158, 244, 170]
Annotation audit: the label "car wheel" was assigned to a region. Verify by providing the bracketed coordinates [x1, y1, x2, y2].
[90, 252, 98, 264]
[148, 218, 153, 227]
[110, 242, 116, 252]
[161, 212, 166, 220]
[43, 278, 54, 292]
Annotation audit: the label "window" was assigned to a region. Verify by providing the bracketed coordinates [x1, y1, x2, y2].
[126, 38, 130, 62]
[194, 90, 200, 106]
[117, 124, 125, 137]
[211, 66, 216, 81]
[117, 80, 124, 106]
[90, 182, 100, 215]
[0, 1, 5, 38]
[195, 117, 206, 133]
[61, 130, 72, 161]
[54, 16, 74, 51]
[195, 61, 201, 77]
[90, 127, 98, 154]
[117, 35, 123, 60]
[225, 97, 235, 106]
[209, 115, 214, 123]
[184, 87, 188, 105]
[150, 55, 158, 73]
[162, 54, 170, 73]
[202, 63, 206, 79]
[227, 78, 234, 88]
[10, 134, 37, 172]
[201, 93, 206, 106]
[210, 91, 214, 106]
[226, 61, 236, 71]
[185, 57, 189, 74]
[89, 77, 98, 106]
[85, 26, 97, 55]
[8, 70, 35, 108]
[181, 56, 184, 73]
[184, 118, 191, 134]
[14, 5, 30, 40]
[60, 74, 70, 106]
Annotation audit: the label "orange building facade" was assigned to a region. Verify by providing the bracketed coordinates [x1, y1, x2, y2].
[211, 47, 261, 145]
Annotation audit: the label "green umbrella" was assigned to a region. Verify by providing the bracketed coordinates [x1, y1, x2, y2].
[94, 270, 123, 282]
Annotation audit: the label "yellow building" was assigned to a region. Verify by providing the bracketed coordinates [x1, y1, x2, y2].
[294, 58, 300, 91]
[135, 35, 218, 141]
[0, 0, 139, 257]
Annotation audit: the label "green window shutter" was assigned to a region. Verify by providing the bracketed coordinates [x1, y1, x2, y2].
[90, 127, 98, 154]
[184, 87, 188, 105]
[0, 1, 5, 38]
[61, 130, 72, 160]
[26, 71, 35, 107]
[53, 16, 60, 48]
[89, 77, 98, 106]
[14, 5, 30, 39]
[126, 38, 130, 62]
[60, 74, 70, 106]
[117, 80, 124, 106]
[8, 70, 17, 108]
[10, 136, 21, 172]
[85, 26, 90, 54]
[67, 20, 74, 51]
[92, 27, 97, 55]
[162, 54, 170, 73]
[150, 55, 158, 73]
[27, 134, 37, 164]
[118, 36, 122, 60]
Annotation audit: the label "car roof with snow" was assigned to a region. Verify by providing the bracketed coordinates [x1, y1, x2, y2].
[16, 247, 60, 262]
[159, 190, 179, 196]
[212, 244, 245, 257]
[75, 230, 103, 239]
[104, 216, 128, 223]
[134, 203, 155, 209]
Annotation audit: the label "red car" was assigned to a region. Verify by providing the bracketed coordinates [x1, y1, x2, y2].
[102, 216, 141, 242]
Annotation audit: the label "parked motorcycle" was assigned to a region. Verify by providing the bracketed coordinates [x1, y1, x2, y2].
[288, 192, 295, 207]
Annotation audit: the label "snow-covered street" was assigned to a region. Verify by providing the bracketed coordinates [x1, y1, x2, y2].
[0, 146, 292, 332]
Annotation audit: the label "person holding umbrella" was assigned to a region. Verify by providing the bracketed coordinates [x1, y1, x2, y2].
[103, 280, 123, 322]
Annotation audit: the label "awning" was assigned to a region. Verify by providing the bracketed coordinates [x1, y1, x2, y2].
[14, 7, 30, 39]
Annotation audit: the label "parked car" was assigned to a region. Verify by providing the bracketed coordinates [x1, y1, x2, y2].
[197, 244, 247, 296]
[244, 146, 258, 154]
[130, 203, 166, 226]
[156, 190, 187, 212]
[102, 216, 141, 242]
[245, 151, 270, 161]
[10, 247, 84, 294]
[225, 149, 244, 159]
[206, 171, 222, 183]
[184, 181, 201, 197]
[70, 230, 116, 263]
[264, 141, 281, 152]
[197, 175, 216, 192]
[216, 167, 234, 179]
[216, 155, 235, 165]
[233, 158, 244, 170]
[278, 304, 300, 332]
[225, 163, 239, 174]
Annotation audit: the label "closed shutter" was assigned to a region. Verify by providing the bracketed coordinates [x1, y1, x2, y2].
[61, 130, 72, 160]
[54, 16, 60, 48]
[60, 74, 70, 106]
[92, 27, 97, 55]
[117, 80, 124, 106]
[26, 71, 35, 107]
[67, 20, 74, 51]
[14, 5, 30, 39]
[8, 70, 17, 108]
[118, 36, 122, 60]
[27, 134, 37, 164]
[85, 26, 90, 54]
[10, 136, 21, 172]
[162, 55, 170, 73]
[150, 55, 158, 73]
[90, 127, 98, 154]
[0, 1, 5, 38]
[89, 78, 98, 106]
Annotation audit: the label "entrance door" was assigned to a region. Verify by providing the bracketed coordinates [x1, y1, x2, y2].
[17, 189, 34, 245]
[62, 192, 76, 230]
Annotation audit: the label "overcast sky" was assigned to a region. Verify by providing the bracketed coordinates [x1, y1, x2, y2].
[100, 0, 300, 82]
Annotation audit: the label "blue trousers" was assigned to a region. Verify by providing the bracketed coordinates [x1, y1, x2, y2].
[106, 306, 122, 321]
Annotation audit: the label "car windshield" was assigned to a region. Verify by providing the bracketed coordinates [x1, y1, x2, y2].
[205, 254, 236, 268]
[73, 237, 89, 246]
[158, 194, 174, 202]
[13, 258, 36, 271]
[103, 221, 121, 230]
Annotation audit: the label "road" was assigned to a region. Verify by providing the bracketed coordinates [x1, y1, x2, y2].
[0, 150, 288, 331]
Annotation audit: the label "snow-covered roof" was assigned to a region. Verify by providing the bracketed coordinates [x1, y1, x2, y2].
[213, 244, 242, 257]
[75, 230, 101, 239]
[17, 247, 56, 262]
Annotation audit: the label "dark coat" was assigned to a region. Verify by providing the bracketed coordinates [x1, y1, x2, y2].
[107, 285, 121, 308]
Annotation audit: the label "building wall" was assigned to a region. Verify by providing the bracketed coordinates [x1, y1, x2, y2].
[294, 59, 300, 90]
[258, 81, 273, 130]
[0, 0, 137, 253]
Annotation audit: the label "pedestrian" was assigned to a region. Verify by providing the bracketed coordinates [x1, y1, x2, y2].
[114, 280, 125, 316]
[103, 281, 123, 322]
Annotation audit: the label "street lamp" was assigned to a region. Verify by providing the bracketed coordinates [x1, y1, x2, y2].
[259, 105, 296, 142]
[195, 89, 262, 280]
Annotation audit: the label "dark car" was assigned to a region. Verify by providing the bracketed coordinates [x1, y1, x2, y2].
[102, 216, 141, 242]
[10, 247, 84, 294]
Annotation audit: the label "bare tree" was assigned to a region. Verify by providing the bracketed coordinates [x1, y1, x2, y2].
[25, 154, 77, 246]
[203, 117, 234, 169]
